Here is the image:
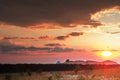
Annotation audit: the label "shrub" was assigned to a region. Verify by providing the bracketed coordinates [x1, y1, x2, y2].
[74, 65, 80, 74]
[78, 76, 85, 80]
[5, 75, 12, 80]
[36, 69, 42, 75]
[20, 72, 24, 76]
[27, 71, 32, 76]
[53, 72, 63, 80]
[48, 76, 52, 80]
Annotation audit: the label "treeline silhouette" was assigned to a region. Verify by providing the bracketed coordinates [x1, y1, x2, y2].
[0, 64, 119, 73]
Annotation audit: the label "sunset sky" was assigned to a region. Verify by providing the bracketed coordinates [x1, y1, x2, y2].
[0, 0, 120, 64]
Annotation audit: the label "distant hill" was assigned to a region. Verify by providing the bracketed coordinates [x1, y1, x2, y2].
[102, 60, 118, 65]
[64, 59, 118, 65]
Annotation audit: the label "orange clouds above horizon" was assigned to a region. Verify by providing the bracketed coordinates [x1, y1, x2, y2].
[1, 0, 120, 64]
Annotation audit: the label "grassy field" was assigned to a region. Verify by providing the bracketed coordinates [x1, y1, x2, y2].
[1, 67, 120, 80]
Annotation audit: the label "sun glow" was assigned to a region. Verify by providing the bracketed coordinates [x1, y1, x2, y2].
[101, 51, 112, 57]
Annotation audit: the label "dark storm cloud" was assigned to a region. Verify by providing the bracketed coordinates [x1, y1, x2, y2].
[0, 0, 120, 28]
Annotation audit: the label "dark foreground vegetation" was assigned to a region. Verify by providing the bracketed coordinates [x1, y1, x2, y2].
[0, 64, 120, 73]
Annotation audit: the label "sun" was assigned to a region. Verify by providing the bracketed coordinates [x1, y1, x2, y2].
[101, 51, 112, 57]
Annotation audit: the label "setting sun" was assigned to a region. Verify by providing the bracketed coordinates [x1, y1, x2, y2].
[101, 51, 112, 57]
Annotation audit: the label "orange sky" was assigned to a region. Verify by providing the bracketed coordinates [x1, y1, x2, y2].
[0, 0, 120, 64]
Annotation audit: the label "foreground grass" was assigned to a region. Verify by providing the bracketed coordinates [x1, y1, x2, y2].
[0, 67, 120, 80]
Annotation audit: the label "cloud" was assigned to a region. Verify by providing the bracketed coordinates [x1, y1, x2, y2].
[3, 37, 36, 40]
[3, 37, 18, 40]
[0, 39, 12, 46]
[50, 47, 74, 52]
[1, 31, 85, 42]
[106, 31, 120, 34]
[38, 36, 52, 40]
[91, 49, 120, 52]
[3, 36, 52, 40]
[2, 32, 84, 41]
[0, 43, 51, 53]
[0, 39, 51, 52]
[91, 49, 120, 53]
[56, 35, 69, 40]
[91, 6, 120, 25]
[0, 39, 74, 53]
[56, 32, 84, 40]
[0, 43, 49, 52]
[19, 37, 35, 39]
[68, 32, 84, 36]
[45, 43, 62, 46]
[0, 0, 119, 28]
[0, 39, 25, 52]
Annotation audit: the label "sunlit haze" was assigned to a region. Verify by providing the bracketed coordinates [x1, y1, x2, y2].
[101, 51, 112, 57]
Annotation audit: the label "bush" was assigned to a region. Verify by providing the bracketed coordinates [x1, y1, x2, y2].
[53, 72, 63, 80]
[27, 71, 32, 76]
[78, 76, 85, 80]
[48, 76, 52, 80]
[74, 65, 80, 74]
[5, 75, 12, 80]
